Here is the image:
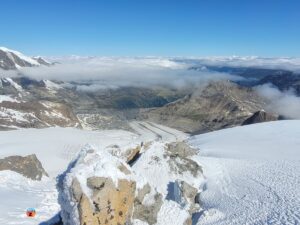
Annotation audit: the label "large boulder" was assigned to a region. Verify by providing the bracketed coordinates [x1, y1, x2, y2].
[71, 177, 136, 225]
[58, 143, 204, 225]
[0, 154, 48, 180]
[166, 142, 202, 177]
[58, 146, 138, 225]
[106, 144, 142, 166]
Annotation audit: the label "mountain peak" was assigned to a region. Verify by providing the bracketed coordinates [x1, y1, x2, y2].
[0, 46, 50, 70]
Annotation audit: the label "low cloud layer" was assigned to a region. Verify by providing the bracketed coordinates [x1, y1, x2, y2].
[255, 83, 300, 119]
[1, 57, 242, 90]
[180, 56, 300, 72]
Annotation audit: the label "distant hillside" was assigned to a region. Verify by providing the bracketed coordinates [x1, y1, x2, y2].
[141, 81, 273, 133]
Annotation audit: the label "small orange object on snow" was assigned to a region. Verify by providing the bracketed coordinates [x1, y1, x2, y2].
[26, 208, 36, 217]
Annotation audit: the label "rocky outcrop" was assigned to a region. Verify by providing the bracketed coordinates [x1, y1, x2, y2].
[242, 110, 279, 125]
[166, 141, 198, 158]
[106, 144, 142, 166]
[71, 177, 136, 225]
[133, 183, 163, 225]
[125, 145, 141, 166]
[131, 141, 203, 224]
[58, 143, 203, 225]
[0, 154, 48, 180]
[58, 147, 139, 225]
[166, 142, 202, 177]
[174, 180, 200, 213]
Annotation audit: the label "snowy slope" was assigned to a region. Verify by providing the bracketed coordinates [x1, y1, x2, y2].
[0, 128, 140, 225]
[0, 123, 187, 225]
[2, 120, 299, 225]
[189, 120, 300, 225]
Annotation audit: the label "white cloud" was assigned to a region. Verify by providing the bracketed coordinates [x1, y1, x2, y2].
[1, 57, 242, 90]
[178, 56, 300, 72]
[255, 83, 300, 119]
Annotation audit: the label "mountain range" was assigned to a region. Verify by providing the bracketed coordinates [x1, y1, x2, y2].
[1, 47, 297, 132]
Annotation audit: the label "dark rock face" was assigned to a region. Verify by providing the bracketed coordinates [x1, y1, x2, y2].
[0, 154, 48, 180]
[242, 111, 278, 125]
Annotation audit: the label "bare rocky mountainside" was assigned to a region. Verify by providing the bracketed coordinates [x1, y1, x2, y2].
[0, 75, 278, 132]
[0, 76, 189, 130]
[140, 81, 275, 134]
[0, 77, 81, 130]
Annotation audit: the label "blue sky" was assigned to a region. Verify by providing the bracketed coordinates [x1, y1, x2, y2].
[1, 0, 299, 56]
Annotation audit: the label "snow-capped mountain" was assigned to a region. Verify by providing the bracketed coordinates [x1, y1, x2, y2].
[0, 47, 51, 70]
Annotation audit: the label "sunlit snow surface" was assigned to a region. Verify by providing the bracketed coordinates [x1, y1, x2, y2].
[0, 128, 139, 224]
[1, 121, 299, 224]
[189, 120, 300, 225]
[0, 123, 186, 224]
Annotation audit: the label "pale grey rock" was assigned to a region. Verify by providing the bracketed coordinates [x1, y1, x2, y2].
[0, 154, 48, 180]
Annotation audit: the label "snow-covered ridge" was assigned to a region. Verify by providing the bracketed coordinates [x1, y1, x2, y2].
[0, 47, 40, 66]
[0, 46, 50, 70]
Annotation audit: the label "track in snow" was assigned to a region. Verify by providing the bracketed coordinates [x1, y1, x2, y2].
[129, 121, 187, 142]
